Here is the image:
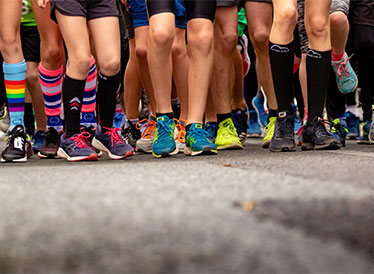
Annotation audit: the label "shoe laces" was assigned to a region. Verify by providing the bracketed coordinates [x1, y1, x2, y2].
[156, 119, 173, 140]
[136, 119, 156, 139]
[69, 132, 91, 148]
[189, 126, 211, 143]
[103, 127, 125, 146]
[275, 117, 294, 138]
[306, 118, 330, 137]
[335, 54, 353, 79]
[219, 121, 237, 138]
[174, 119, 186, 143]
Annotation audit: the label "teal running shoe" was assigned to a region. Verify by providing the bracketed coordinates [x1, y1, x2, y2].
[247, 110, 262, 137]
[184, 123, 217, 156]
[252, 96, 268, 128]
[329, 116, 348, 147]
[152, 115, 178, 157]
[357, 120, 372, 145]
[345, 111, 360, 139]
[331, 53, 358, 94]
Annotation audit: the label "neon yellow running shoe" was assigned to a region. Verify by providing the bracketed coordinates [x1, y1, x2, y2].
[262, 116, 276, 148]
[215, 118, 243, 150]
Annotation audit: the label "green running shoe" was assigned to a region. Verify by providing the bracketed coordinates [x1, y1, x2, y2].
[184, 123, 217, 156]
[215, 118, 243, 150]
[152, 115, 178, 158]
[262, 116, 276, 148]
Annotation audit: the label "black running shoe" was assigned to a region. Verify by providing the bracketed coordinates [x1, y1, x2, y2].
[80, 126, 103, 158]
[121, 120, 141, 148]
[1, 124, 28, 162]
[232, 108, 249, 143]
[269, 111, 296, 152]
[301, 116, 341, 150]
[38, 127, 62, 159]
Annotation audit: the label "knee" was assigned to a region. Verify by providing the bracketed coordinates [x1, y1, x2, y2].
[171, 40, 187, 58]
[71, 54, 91, 76]
[42, 44, 65, 66]
[26, 68, 39, 85]
[217, 31, 238, 56]
[188, 30, 213, 54]
[0, 33, 19, 56]
[149, 26, 174, 48]
[330, 12, 348, 29]
[100, 58, 121, 76]
[251, 30, 270, 51]
[306, 16, 329, 39]
[274, 6, 297, 31]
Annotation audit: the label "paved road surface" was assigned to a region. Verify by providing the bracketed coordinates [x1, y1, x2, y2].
[0, 138, 373, 273]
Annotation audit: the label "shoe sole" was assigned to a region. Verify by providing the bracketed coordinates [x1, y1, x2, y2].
[38, 151, 58, 159]
[152, 147, 179, 158]
[1, 156, 27, 163]
[262, 140, 271, 149]
[247, 133, 262, 138]
[269, 145, 296, 152]
[92, 138, 134, 160]
[136, 142, 153, 153]
[301, 141, 341, 151]
[184, 146, 218, 156]
[57, 148, 98, 162]
[217, 142, 243, 151]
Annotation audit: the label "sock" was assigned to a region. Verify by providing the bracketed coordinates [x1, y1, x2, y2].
[268, 109, 277, 119]
[217, 113, 232, 125]
[269, 41, 295, 113]
[332, 49, 345, 62]
[62, 75, 85, 138]
[96, 71, 120, 131]
[24, 102, 35, 136]
[115, 103, 124, 114]
[3, 60, 26, 130]
[81, 56, 97, 128]
[306, 48, 332, 122]
[39, 64, 64, 131]
[156, 112, 173, 119]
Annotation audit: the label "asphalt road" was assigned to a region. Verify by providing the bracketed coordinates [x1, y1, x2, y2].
[0, 138, 374, 273]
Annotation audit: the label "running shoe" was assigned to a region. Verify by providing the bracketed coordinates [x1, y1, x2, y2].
[292, 104, 302, 133]
[369, 106, 374, 143]
[262, 116, 276, 149]
[238, 34, 251, 77]
[269, 111, 296, 152]
[121, 120, 141, 149]
[329, 116, 348, 147]
[215, 118, 243, 150]
[0, 105, 10, 132]
[174, 119, 186, 152]
[302, 117, 340, 150]
[92, 127, 134, 160]
[152, 115, 178, 157]
[204, 122, 217, 143]
[38, 127, 62, 159]
[1, 125, 33, 162]
[247, 110, 262, 137]
[345, 111, 360, 139]
[58, 132, 98, 162]
[331, 53, 358, 94]
[232, 108, 249, 143]
[357, 120, 371, 144]
[252, 96, 268, 128]
[32, 130, 45, 153]
[184, 123, 217, 156]
[81, 126, 103, 158]
[136, 116, 156, 153]
[113, 111, 126, 129]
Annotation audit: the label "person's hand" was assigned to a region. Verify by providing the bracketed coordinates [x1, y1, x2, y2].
[37, 0, 50, 8]
[121, 0, 127, 7]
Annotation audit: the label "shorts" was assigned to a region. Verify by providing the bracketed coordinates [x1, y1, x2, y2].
[118, 0, 135, 39]
[217, 0, 271, 8]
[147, 0, 216, 22]
[297, 0, 349, 53]
[50, 0, 119, 23]
[20, 26, 40, 63]
[129, 0, 187, 29]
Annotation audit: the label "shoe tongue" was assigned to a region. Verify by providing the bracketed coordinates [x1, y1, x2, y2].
[194, 123, 202, 129]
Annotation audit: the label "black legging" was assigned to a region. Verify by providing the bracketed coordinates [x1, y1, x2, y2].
[147, 0, 216, 22]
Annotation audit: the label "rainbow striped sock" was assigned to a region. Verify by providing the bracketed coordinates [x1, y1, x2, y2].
[81, 56, 97, 128]
[3, 60, 26, 130]
[39, 64, 63, 131]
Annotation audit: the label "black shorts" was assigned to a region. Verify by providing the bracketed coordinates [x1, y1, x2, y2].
[50, 0, 119, 23]
[20, 26, 41, 63]
[147, 0, 217, 22]
[118, 0, 135, 40]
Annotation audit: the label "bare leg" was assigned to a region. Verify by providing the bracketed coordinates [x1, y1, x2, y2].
[299, 53, 308, 115]
[330, 11, 349, 55]
[205, 90, 217, 122]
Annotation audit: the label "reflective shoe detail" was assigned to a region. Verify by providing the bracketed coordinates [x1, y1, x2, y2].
[1, 125, 28, 162]
[252, 96, 268, 128]
[175, 119, 186, 152]
[269, 111, 296, 152]
[121, 120, 141, 149]
[152, 115, 178, 157]
[0, 106, 10, 133]
[184, 123, 217, 156]
[301, 117, 340, 150]
[369, 106, 374, 143]
[331, 53, 358, 94]
[232, 108, 249, 143]
[329, 117, 348, 147]
[136, 117, 156, 153]
[357, 120, 372, 145]
[38, 127, 62, 159]
[262, 116, 276, 148]
[80, 126, 102, 158]
[32, 130, 45, 153]
[204, 122, 217, 143]
[345, 111, 360, 139]
[247, 110, 262, 137]
[215, 118, 243, 150]
[92, 127, 134, 160]
[57, 132, 98, 162]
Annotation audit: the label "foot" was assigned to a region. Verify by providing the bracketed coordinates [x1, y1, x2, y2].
[262, 116, 276, 148]
[1, 125, 31, 162]
[357, 120, 372, 145]
[247, 110, 262, 138]
[174, 119, 186, 152]
[269, 111, 296, 152]
[58, 132, 98, 162]
[329, 117, 348, 147]
[204, 122, 217, 143]
[184, 123, 217, 156]
[301, 117, 341, 150]
[331, 52, 358, 94]
[113, 111, 126, 129]
[121, 120, 141, 149]
[215, 118, 243, 150]
[252, 96, 268, 128]
[136, 116, 156, 153]
[38, 127, 62, 159]
[232, 108, 249, 144]
[32, 130, 45, 153]
[152, 115, 178, 158]
[92, 127, 134, 160]
[345, 111, 360, 139]
[80, 126, 103, 158]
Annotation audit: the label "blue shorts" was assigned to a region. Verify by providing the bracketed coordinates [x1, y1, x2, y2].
[127, 0, 187, 29]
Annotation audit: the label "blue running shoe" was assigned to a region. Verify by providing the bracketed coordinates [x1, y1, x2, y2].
[252, 96, 268, 128]
[32, 130, 44, 153]
[292, 104, 302, 133]
[92, 126, 134, 160]
[247, 110, 262, 137]
[113, 112, 126, 130]
[58, 132, 98, 162]
[357, 120, 372, 145]
[330, 116, 348, 147]
[332, 53, 358, 94]
[232, 108, 249, 143]
[152, 115, 178, 158]
[184, 123, 217, 156]
[204, 122, 217, 143]
[345, 111, 360, 139]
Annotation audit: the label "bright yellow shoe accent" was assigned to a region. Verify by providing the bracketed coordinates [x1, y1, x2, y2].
[215, 118, 243, 150]
[262, 116, 276, 148]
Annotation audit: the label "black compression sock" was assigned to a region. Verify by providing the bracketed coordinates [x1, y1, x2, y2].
[62, 75, 85, 138]
[217, 113, 232, 125]
[269, 41, 295, 113]
[156, 112, 174, 119]
[97, 72, 120, 131]
[306, 48, 332, 121]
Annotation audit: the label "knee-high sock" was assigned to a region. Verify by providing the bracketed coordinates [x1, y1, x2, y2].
[3, 60, 26, 130]
[81, 56, 97, 127]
